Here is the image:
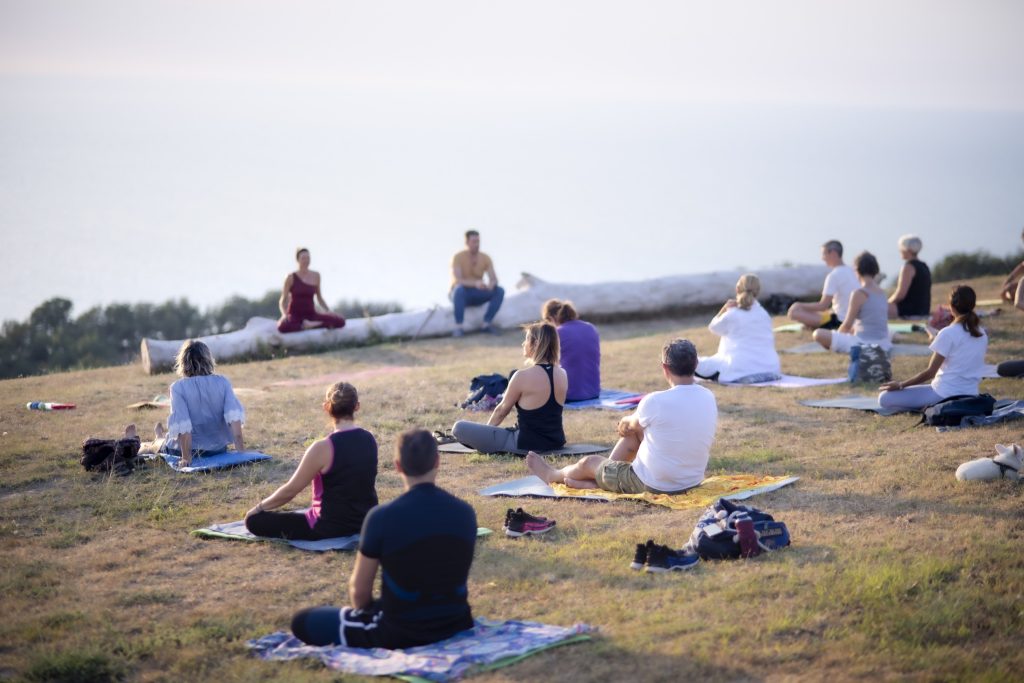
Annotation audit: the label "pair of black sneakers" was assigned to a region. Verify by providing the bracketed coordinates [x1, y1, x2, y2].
[631, 539, 700, 573]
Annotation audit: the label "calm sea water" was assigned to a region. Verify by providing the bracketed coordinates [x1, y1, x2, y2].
[1, 76, 1022, 323]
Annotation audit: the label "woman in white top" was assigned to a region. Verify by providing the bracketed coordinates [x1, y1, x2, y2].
[813, 251, 892, 355]
[879, 285, 988, 411]
[695, 274, 781, 383]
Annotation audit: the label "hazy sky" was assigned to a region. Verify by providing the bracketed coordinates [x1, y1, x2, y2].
[2, 1, 1023, 322]
[3, 1, 1023, 109]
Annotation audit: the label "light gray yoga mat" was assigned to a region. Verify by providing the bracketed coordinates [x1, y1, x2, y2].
[720, 374, 847, 388]
[478, 475, 800, 502]
[438, 443, 610, 456]
[192, 519, 361, 552]
[799, 395, 904, 416]
[193, 519, 494, 552]
[782, 343, 933, 356]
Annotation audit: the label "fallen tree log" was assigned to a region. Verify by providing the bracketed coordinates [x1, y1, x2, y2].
[140, 265, 827, 374]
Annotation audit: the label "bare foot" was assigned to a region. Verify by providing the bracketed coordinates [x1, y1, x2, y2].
[526, 451, 563, 484]
[301, 319, 325, 330]
[123, 424, 138, 439]
[154, 422, 166, 439]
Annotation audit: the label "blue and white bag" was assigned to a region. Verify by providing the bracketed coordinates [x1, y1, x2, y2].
[683, 498, 790, 560]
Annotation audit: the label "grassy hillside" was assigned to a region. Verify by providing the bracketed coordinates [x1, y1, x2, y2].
[1, 276, 1022, 682]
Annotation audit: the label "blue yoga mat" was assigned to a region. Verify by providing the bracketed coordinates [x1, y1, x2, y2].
[564, 388, 644, 411]
[158, 450, 272, 473]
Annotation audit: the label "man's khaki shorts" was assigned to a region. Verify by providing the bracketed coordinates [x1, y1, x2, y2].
[594, 460, 649, 494]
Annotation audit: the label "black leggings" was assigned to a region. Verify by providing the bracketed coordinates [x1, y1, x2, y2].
[997, 360, 1024, 378]
[245, 511, 324, 541]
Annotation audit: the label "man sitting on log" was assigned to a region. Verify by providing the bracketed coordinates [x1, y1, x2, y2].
[526, 339, 718, 495]
[450, 230, 504, 337]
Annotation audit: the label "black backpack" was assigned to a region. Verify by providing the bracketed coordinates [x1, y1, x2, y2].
[921, 394, 996, 427]
[81, 437, 142, 476]
[460, 373, 510, 409]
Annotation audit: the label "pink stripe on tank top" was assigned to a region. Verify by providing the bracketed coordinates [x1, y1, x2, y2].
[304, 431, 338, 529]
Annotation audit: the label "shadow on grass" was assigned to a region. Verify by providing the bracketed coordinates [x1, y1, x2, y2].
[484, 635, 758, 682]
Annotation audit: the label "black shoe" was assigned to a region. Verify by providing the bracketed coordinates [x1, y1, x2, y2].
[645, 543, 699, 573]
[505, 508, 556, 537]
[631, 539, 655, 570]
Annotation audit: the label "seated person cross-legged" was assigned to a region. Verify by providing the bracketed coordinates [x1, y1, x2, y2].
[527, 339, 718, 495]
[277, 247, 347, 333]
[542, 298, 601, 401]
[887, 234, 931, 319]
[813, 251, 893, 356]
[879, 285, 988, 411]
[290, 430, 477, 650]
[139, 339, 245, 466]
[999, 227, 1024, 310]
[695, 273, 781, 383]
[244, 382, 378, 541]
[452, 322, 567, 455]
[787, 239, 859, 331]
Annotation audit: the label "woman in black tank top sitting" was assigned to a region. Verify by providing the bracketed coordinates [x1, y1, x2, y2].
[888, 234, 931, 318]
[452, 322, 567, 455]
[244, 382, 378, 540]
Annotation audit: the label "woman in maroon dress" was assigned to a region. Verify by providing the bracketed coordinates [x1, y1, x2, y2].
[277, 248, 347, 333]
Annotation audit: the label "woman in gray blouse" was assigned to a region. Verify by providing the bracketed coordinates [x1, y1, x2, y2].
[140, 340, 245, 465]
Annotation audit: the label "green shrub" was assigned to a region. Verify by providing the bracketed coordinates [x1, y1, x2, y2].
[932, 250, 1023, 282]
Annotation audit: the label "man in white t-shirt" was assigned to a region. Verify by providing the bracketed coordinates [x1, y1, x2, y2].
[526, 339, 718, 494]
[787, 240, 860, 330]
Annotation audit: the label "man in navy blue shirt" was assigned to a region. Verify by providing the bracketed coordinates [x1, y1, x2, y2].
[291, 429, 478, 649]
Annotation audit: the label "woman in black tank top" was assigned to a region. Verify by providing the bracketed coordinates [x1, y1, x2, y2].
[243, 381, 378, 540]
[515, 363, 566, 451]
[889, 235, 931, 318]
[452, 323, 567, 454]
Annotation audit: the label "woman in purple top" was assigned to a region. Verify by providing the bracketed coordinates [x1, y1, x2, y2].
[244, 382, 378, 540]
[542, 299, 601, 402]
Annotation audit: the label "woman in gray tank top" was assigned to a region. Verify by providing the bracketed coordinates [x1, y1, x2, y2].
[813, 252, 892, 355]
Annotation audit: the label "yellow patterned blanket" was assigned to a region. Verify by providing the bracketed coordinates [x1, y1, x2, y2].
[550, 474, 798, 511]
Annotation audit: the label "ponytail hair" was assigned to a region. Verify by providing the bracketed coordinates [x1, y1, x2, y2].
[949, 285, 983, 338]
[541, 299, 578, 325]
[523, 322, 560, 365]
[735, 274, 761, 311]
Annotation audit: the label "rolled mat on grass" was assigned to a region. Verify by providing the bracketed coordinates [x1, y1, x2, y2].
[248, 618, 595, 682]
[799, 396, 903, 415]
[563, 389, 645, 411]
[718, 374, 847, 388]
[781, 342, 933, 357]
[127, 394, 170, 409]
[438, 443, 610, 456]
[152, 450, 272, 472]
[479, 474, 798, 511]
[192, 519, 493, 552]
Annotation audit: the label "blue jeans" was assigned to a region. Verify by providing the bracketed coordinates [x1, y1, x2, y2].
[450, 285, 504, 325]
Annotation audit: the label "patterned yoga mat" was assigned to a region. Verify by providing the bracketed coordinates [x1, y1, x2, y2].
[248, 618, 595, 682]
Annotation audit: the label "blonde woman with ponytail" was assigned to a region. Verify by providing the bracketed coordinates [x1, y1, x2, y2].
[244, 382, 378, 540]
[694, 274, 782, 383]
[880, 285, 989, 411]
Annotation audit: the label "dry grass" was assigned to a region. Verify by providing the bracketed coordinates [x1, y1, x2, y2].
[1, 276, 1022, 682]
